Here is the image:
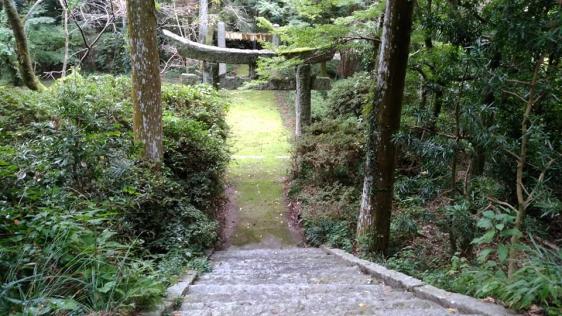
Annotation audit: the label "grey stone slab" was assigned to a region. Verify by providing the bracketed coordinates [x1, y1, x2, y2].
[321, 246, 424, 290]
[322, 246, 518, 316]
[164, 30, 334, 65]
[413, 285, 517, 316]
[168, 247, 515, 316]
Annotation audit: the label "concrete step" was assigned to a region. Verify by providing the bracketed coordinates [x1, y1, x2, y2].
[178, 298, 456, 316]
[184, 283, 401, 302]
[196, 268, 372, 285]
[173, 247, 480, 316]
[209, 256, 348, 272]
[210, 247, 326, 260]
[210, 259, 354, 272]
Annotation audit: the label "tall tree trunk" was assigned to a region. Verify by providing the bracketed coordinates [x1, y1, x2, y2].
[126, 0, 163, 162]
[356, 0, 415, 254]
[2, 0, 44, 90]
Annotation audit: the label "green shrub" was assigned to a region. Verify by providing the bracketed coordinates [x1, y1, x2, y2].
[452, 240, 561, 314]
[296, 117, 364, 186]
[162, 84, 228, 139]
[304, 217, 354, 252]
[294, 183, 359, 252]
[325, 72, 370, 118]
[0, 74, 229, 314]
[0, 87, 47, 144]
[94, 33, 131, 74]
[0, 205, 164, 315]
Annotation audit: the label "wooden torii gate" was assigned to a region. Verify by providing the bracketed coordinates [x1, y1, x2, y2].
[163, 29, 333, 136]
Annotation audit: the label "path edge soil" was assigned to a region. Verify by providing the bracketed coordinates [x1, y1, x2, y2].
[216, 184, 239, 250]
[321, 246, 518, 316]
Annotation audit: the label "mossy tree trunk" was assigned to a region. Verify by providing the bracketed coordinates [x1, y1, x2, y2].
[126, 0, 163, 162]
[2, 0, 44, 91]
[356, 0, 415, 254]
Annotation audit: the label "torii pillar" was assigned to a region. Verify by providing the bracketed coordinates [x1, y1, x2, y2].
[217, 22, 227, 78]
[295, 64, 312, 136]
[199, 0, 211, 83]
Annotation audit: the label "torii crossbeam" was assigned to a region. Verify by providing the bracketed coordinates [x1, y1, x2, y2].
[163, 29, 334, 136]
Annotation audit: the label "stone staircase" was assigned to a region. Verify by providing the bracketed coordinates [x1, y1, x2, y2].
[173, 247, 485, 316]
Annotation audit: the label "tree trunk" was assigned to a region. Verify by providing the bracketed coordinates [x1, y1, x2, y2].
[126, 0, 163, 162]
[356, 0, 415, 254]
[2, 0, 44, 91]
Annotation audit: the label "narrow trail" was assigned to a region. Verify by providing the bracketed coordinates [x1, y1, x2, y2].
[222, 90, 300, 248]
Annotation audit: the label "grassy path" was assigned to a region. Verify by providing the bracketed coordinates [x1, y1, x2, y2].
[225, 90, 296, 247]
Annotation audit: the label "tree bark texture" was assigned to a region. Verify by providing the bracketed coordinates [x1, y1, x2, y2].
[2, 0, 44, 90]
[356, 0, 415, 254]
[295, 64, 312, 137]
[126, 0, 163, 162]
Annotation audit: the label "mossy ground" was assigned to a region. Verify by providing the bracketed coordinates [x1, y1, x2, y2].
[225, 90, 295, 246]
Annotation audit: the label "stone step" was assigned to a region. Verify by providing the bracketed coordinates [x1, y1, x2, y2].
[185, 283, 408, 303]
[196, 267, 372, 285]
[178, 297, 455, 316]
[204, 263, 364, 275]
[209, 256, 347, 271]
[211, 258, 352, 270]
[173, 247, 483, 316]
[211, 247, 326, 260]
[174, 308, 462, 316]
[183, 292, 436, 310]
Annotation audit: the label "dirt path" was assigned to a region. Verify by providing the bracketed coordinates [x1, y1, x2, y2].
[220, 90, 302, 249]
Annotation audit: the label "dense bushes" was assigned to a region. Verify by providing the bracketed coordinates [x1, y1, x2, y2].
[288, 66, 561, 313]
[295, 118, 364, 185]
[324, 72, 370, 119]
[289, 114, 365, 252]
[0, 74, 229, 314]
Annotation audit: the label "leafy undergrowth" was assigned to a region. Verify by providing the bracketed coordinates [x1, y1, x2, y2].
[287, 74, 561, 315]
[0, 73, 229, 315]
